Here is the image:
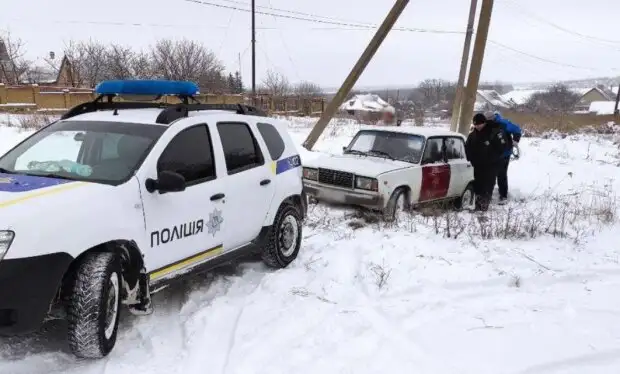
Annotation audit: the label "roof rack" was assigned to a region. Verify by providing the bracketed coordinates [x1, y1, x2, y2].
[155, 103, 267, 124]
[62, 100, 267, 123]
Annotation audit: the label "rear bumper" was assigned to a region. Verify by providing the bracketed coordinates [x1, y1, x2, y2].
[303, 180, 384, 209]
[0, 252, 73, 335]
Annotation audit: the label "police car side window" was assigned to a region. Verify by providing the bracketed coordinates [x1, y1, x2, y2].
[217, 122, 265, 175]
[257, 122, 285, 160]
[157, 125, 215, 184]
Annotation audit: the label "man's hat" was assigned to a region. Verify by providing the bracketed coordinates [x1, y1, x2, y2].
[472, 113, 487, 125]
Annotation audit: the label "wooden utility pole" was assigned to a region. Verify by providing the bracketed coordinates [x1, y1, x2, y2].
[450, 0, 478, 132]
[251, 0, 256, 97]
[457, 0, 494, 135]
[302, 0, 410, 150]
[614, 84, 620, 116]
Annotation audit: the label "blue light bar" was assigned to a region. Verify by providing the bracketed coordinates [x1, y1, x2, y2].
[94, 80, 199, 96]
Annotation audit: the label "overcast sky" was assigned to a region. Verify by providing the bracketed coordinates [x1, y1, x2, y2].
[2, 0, 619, 89]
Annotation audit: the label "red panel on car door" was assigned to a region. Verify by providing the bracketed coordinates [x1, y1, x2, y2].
[419, 164, 451, 201]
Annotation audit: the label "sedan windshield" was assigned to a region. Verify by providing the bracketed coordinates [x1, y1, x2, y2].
[0, 120, 166, 185]
[344, 130, 425, 163]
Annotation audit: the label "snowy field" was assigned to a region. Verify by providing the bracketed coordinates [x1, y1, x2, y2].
[2, 113, 620, 373]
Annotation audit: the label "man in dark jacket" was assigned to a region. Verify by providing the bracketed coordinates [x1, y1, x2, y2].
[465, 113, 508, 211]
[484, 111, 522, 204]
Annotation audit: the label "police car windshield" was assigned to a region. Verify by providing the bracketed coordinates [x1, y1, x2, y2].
[345, 130, 425, 164]
[0, 120, 166, 185]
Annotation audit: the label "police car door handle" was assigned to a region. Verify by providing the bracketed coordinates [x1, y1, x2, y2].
[210, 193, 225, 201]
[260, 179, 271, 186]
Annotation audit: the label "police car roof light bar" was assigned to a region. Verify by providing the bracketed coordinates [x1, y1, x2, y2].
[94, 79, 199, 97]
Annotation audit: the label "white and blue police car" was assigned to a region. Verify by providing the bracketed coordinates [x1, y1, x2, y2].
[0, 80, 307, 358]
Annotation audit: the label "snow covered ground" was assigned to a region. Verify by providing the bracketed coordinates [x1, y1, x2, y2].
[2, 114, 620, 373]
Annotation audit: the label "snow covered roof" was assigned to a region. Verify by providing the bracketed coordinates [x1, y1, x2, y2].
[19, 65, 58, 84]
[588, 101, 618, 115]
[502, 89, 545, 106]
[476, 90, 510, 108]
[340, 94, 395, 113]
[501, 87, 606, 106]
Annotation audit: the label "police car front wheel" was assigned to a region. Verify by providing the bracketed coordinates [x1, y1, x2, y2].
[66, 252, 122, 359]
[262, 202, 303, 268]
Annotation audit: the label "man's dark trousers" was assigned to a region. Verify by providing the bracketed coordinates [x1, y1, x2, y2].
[473, 164, 498, 211]
[496, 157, 510, 199]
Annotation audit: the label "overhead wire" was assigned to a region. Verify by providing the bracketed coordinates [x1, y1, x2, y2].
[499, 0, 620, 46]
[183, 0, 617, 74]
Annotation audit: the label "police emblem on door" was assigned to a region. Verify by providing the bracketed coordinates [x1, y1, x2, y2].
[206, 208, 224, 237]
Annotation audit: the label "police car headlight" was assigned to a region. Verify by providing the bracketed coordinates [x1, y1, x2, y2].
[302, 167, 318, 181]
[0, 231, 14, 261]
[355, 176, 378, 191]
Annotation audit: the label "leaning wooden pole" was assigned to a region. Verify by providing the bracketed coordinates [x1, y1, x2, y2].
[302, 0, 410, 150]
[457, 0, 494, 135]
[450, 0, 478, 132]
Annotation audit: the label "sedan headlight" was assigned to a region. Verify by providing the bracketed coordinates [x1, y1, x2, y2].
[303, 167, 319, 181]
[0, 230, 15, 261]
[355, 176, 378, 191]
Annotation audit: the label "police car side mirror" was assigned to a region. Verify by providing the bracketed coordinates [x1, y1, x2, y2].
[145, 170, 186, 194]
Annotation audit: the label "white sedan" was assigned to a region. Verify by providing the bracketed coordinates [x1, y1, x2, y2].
[302, 126, 475, 220]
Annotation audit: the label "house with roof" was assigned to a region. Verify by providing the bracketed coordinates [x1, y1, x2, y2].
[0, 39, 19, 84]
[474, 89, 510, 111]
[574, 86, 615, 111]
[339, 93, 397, 124]
[19, 55, 76, 87]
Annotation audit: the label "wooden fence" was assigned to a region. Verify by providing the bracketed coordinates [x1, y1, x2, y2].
[0, 84, 325, 116]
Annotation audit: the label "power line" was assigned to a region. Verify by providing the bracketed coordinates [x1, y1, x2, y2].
[487, 40, 615, 72]
[7, 3, 617, 75]
[182, 0, 463, 34]
[499, 0, 620, 46]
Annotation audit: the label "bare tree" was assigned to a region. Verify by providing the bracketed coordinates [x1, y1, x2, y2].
[410, 78, 456, 111]
[103, 44, 135, 80]
[61, 39, 108, 87]
[0, 31, 31, 84]
[259, 69, 290, 96]
[149, 38, 226, 92]
[525, 84, 580, 113]
[294, 81, 323, 97]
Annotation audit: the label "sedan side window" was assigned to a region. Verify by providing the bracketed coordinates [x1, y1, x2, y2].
[421, 138, 445, 164]
[445, 137, 466, 160]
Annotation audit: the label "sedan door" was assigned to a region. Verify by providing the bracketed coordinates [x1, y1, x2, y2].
[444, 136, 470, 197]
[419, 136, 451, 202]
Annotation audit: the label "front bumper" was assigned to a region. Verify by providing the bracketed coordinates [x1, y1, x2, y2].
[303, 180, 384, 209]
[0, 252, 73, 335]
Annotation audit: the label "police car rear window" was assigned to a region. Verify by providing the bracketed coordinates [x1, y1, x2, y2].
[257, 122, 285, 160]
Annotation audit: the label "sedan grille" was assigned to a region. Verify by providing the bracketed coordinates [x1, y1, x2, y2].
[318, 168, 354, 188]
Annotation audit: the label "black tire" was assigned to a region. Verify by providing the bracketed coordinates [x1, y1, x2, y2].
[454, 182, 475, 211]
[383, 187, 408, 222]
[262, 202, 303, 268]
[66, 252, 122, 359]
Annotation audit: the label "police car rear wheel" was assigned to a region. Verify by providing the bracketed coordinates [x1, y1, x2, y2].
[66, 252, 122, 359]
[262, 202, 303, 268]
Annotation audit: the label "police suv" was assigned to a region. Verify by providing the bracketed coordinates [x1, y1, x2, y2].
[0, 80, 307, 358]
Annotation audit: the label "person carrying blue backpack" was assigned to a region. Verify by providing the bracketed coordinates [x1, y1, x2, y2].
[484, 111, 522, 204]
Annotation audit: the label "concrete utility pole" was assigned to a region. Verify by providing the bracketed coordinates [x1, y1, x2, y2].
[457, 0, 494, 135]
[450, 0, 478, 132]
[302, 0, 410, 150]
